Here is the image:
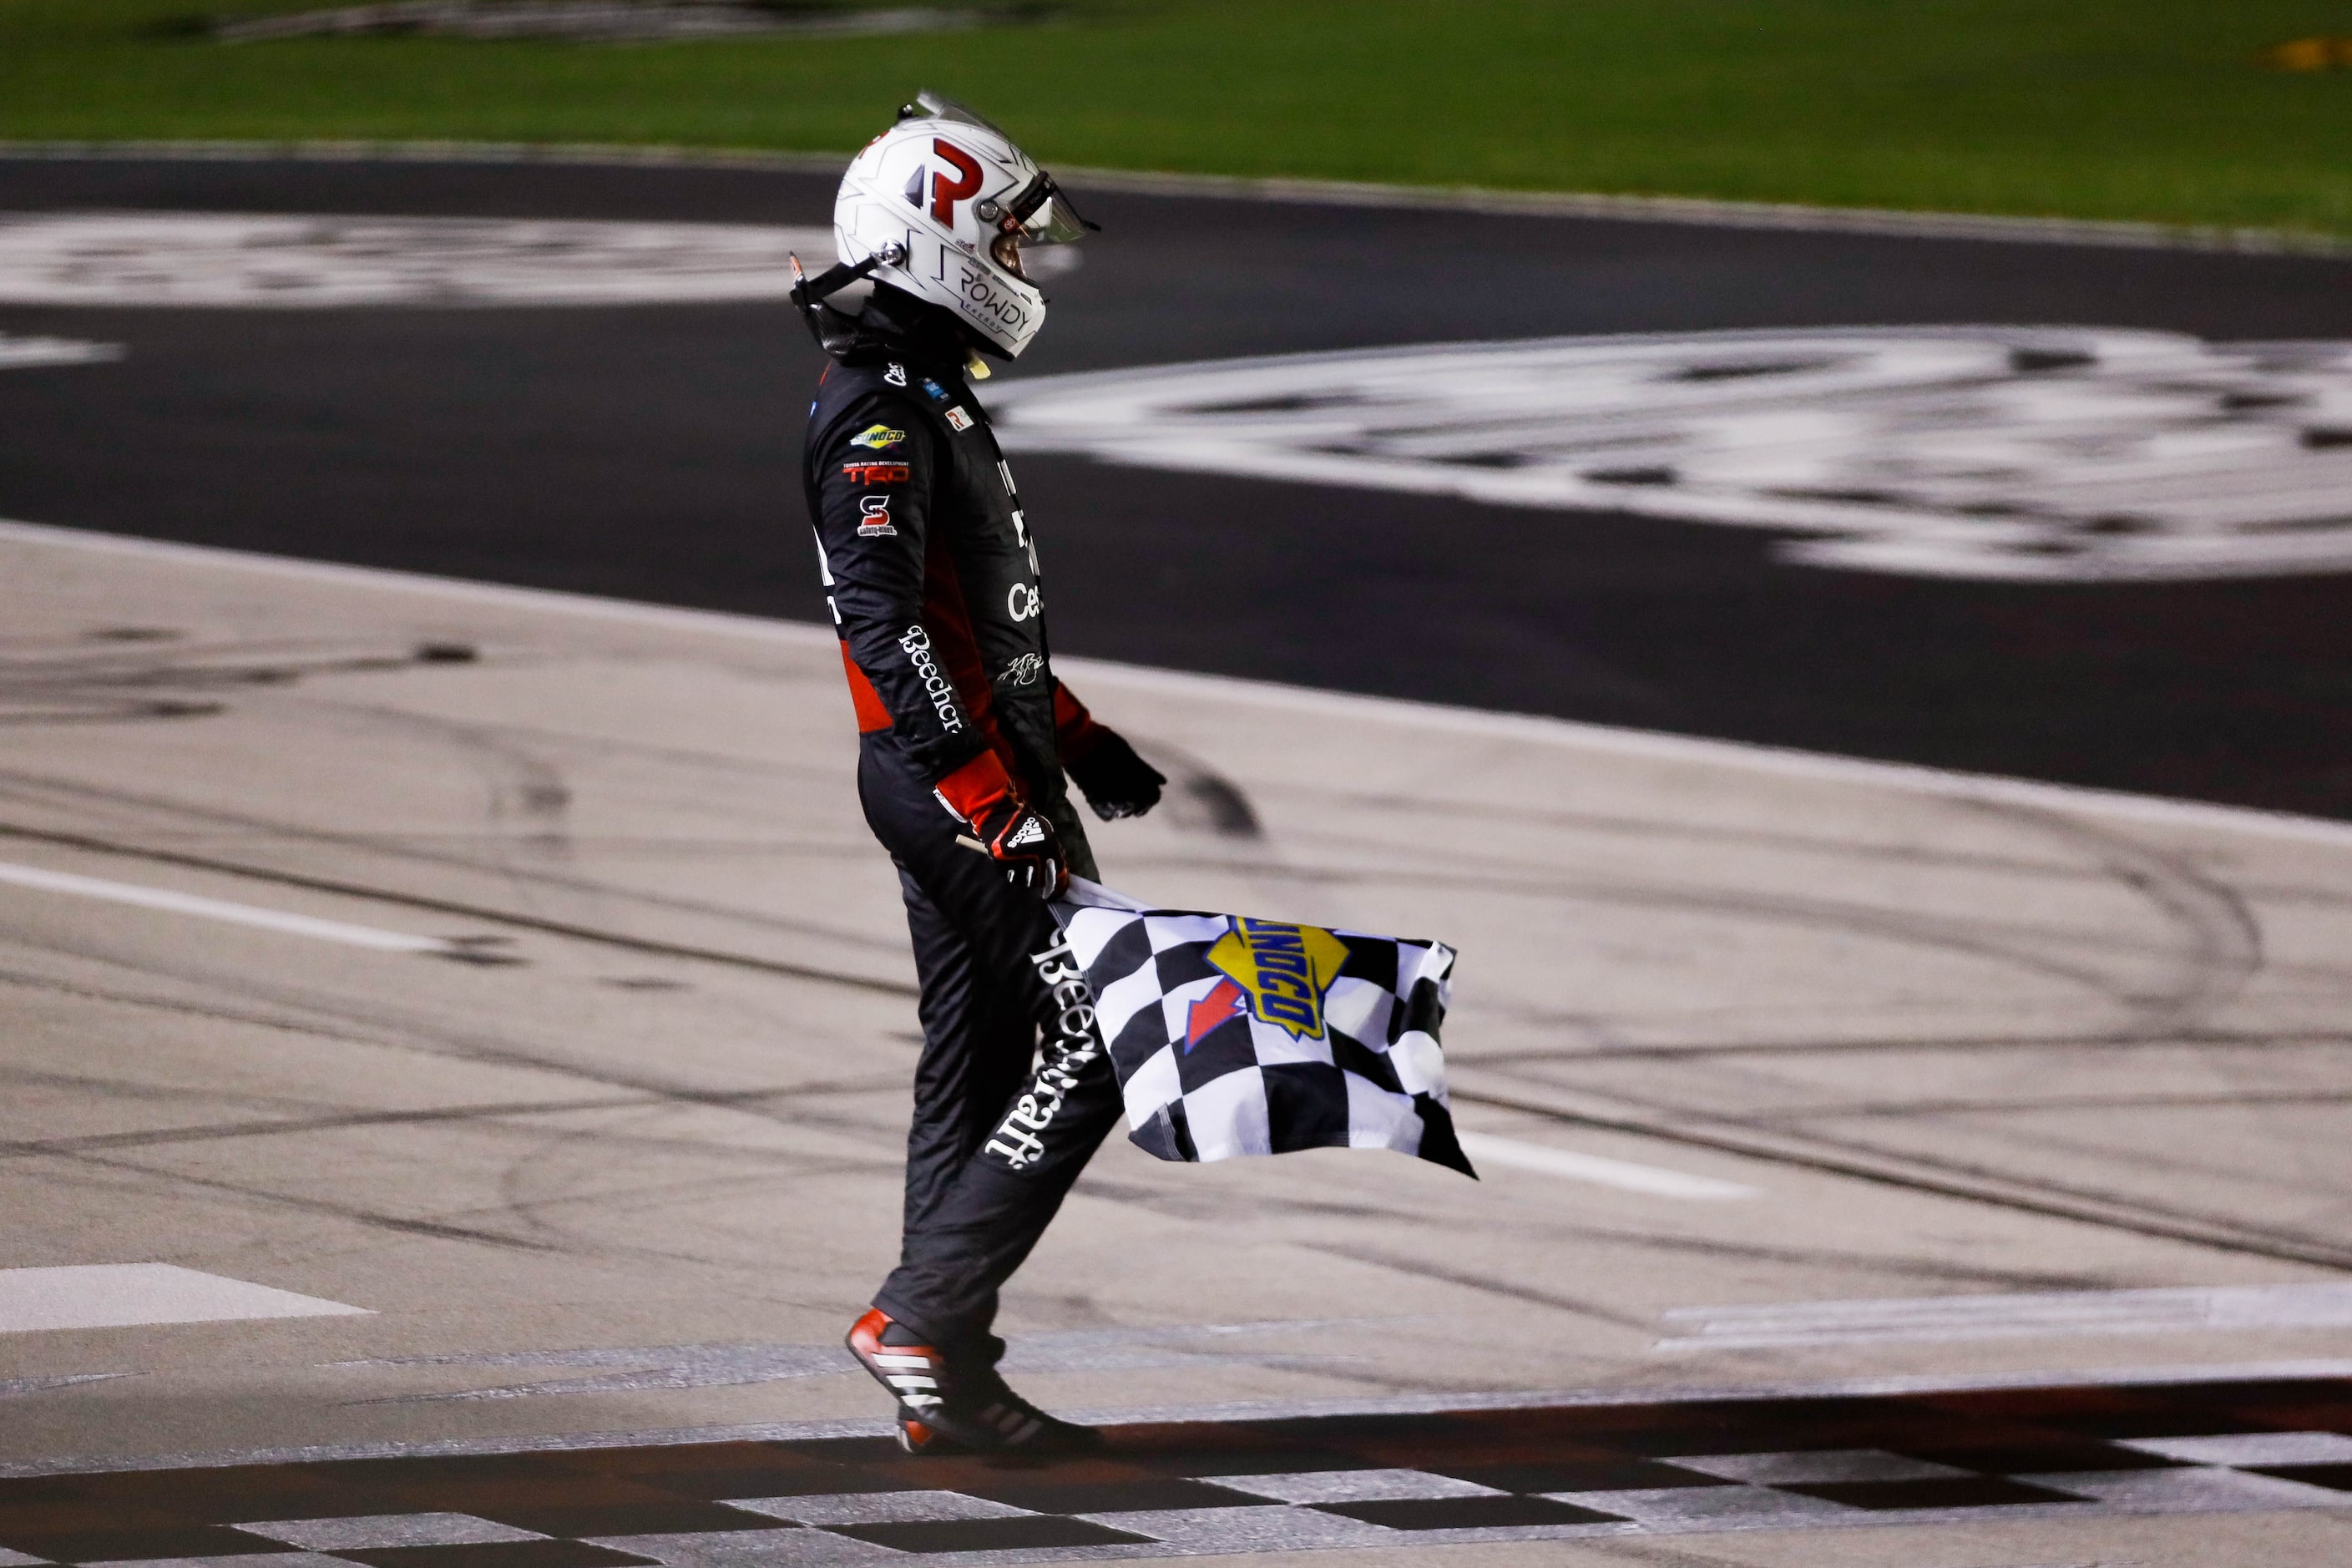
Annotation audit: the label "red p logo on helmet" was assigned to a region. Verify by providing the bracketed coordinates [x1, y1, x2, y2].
[929, 139, 984, 225]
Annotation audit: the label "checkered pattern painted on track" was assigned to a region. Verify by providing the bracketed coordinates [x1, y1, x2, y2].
[6, 1377, 2350, 1563]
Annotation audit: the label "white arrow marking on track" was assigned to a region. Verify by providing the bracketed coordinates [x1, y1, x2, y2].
[0, 858, 455, 954]
[1454, 1131, 1759, 1200]
[1657, 1282, 2352, 1349]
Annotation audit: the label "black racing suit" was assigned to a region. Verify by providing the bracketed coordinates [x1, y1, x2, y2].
[802, 286, 1125, 1359]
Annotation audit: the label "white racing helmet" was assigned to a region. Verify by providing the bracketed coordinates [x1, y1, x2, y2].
[834, 92, 1093, 361]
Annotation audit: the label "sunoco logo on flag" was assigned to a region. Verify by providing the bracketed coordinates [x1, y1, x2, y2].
[1199, 918, 1349, 1042]
[1055, 882, 1473, 1176]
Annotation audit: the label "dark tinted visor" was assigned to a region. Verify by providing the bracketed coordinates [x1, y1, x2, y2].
[1002, 170, 1094, 245]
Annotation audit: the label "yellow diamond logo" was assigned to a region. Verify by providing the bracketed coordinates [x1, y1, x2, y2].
[1206, 918, 1350, 1040]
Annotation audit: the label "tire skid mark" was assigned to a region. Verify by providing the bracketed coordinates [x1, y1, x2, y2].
[1296, 1242, 1656, 1333]
[3, 935, 931, 1273]
[0, 766, 906, 962]
[1502, 1053, 2321, 1226]
[1963, 798, 2264, 1036]
[1745, 1086, 2352, 1121]
[0, 952, 447, 1052]
[1118, 832, 2222, 1004]
[0, 634, 472, 725]
[310, 691, 853, 785]
[484, 1110, 885, 1273]
[1216, 774, 2289, 1024]
[1279, 783, 2322, 1267]
[1128, 736, 1263, 841]
[8, 580, 2344, 1335]
[1493, 1056, 2324, 1214]
[0, 1069, 908, 1162]
[1463, 1031, 2352, 1064]
[2, 927, 909, 1156]
[0, 817, 918, 994]
[1510, 1219, 2114, 1292]
[1452, 1075, 2352, 1272]
[37, 817, 2276, 1278]
[32, 1086, 902, 1272]
[1798, 1100, 2352, 1206]
[1247, 771, 2352, 923]
[0, 1094, 643, 1159]
[45, 1147, 566, 1254]
[1073, 1174, 2105, 1292]
[1115, 850, 2136, 1000]
[468, 1080, 950, 1274]
[329, 703, 579, 868]
[1775, 1093, 2349, 1202]
[1267, 777, 2162, 883]
[0, 1037, 346, 1107]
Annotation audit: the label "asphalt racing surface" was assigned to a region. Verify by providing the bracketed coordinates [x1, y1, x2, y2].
[6, 522, 2352, 1567]
[3, 154, 2351, 818]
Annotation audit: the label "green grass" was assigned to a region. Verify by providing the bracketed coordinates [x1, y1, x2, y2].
[4, 0, 2351, 237]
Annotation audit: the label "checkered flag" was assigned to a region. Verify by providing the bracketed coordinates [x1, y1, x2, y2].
[1052, 881, 1474, 1176]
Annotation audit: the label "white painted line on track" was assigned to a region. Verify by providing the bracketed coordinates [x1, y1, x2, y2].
[0, 858, 453, 954]
[0, 331, 120, 369]
[6, 515, 2352, 854]
[1454, 1131, 1758, 1200]
[0, 1264, 369, 1333]
[0, 1373, 132, 1399]
[0, 213, 837, 309]
[1657, 1281, 2352, 1350]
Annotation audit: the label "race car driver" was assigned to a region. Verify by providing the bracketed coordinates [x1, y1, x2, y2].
[797, 93, 1166, 1455]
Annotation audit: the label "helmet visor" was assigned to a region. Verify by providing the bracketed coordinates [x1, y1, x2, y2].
[1003, 170, 1094, 245]
[914, 89, 1010, 139]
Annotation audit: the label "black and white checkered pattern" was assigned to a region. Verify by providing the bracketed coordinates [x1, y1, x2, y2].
[11, 1432, 2351, 1565]
[9, 1376, 2350, 1563]
[1055, 882, 1471, 1176]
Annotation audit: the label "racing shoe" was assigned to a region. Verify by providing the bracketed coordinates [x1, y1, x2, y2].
[846, 1307, 953, 1426]
[894, 1412, 967, 1456]
[845, 1309, 1100, 1455]
[928, 1366, 1102, 1455]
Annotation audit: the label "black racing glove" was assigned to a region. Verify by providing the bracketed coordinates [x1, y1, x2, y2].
[934, 750, 1071, 900]
[969, 794, 1070, 900]
[1066, 729, 1166, 821]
